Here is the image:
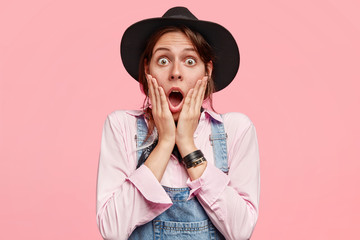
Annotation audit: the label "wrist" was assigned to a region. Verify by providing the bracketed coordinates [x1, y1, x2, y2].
[183, 152, 207, 169]
[187, 160, 207, 180]
[157, 138, 175, 151]
[177, 141, 197, 158]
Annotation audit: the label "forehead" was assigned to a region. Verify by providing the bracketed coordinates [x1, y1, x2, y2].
[153, 31, 194, 51]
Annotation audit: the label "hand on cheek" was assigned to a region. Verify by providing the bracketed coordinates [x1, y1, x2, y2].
[176, 76, 208, 157]
[147, 74, 176, 145]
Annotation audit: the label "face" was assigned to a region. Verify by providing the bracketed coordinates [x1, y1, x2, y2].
[145, 31, 212, 121]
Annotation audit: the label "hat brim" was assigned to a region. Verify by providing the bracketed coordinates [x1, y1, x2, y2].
[120, 17, 240, 92]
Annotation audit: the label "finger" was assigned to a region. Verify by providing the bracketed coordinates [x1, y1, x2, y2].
[182, 88, 194, 113]
[152, 77, 162, 113]
[147, 75, 156, 110]
[159, 86, 170, 112]
[195, 76, 208, 110]
[190, 80, 202, 111]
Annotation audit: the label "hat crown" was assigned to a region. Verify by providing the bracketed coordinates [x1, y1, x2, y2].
[162, 6, 198, 20]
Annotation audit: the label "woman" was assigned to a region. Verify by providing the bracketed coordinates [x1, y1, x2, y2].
[96, 6, 260, 240]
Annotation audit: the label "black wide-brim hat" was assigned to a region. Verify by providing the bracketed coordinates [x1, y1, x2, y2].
[120, 6, 240, 92]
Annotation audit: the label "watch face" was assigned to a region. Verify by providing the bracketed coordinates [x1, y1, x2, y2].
[186, 157, 206, 169]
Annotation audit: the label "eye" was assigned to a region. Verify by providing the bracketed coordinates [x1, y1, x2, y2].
[157, 57, 169, 65]
[185, 58, 196, 66]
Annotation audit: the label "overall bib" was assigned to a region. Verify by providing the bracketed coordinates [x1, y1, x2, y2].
[129, 115, 228, 240]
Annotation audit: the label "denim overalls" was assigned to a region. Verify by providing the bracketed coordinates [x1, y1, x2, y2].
[129, 115, 228, 240]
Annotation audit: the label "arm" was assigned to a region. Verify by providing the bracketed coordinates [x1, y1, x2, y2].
[176, 78, 208, 179]
[143, 74, 176, 182]
[96, 113, 172, 240]
[187, 121, 260, 240]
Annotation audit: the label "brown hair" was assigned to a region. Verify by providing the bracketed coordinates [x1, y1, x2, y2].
[138, 25, 216, 142]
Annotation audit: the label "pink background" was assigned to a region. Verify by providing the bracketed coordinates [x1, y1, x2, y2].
[1, 0, 359, 239]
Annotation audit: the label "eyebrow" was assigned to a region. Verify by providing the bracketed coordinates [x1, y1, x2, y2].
[153, 47, 196, 54]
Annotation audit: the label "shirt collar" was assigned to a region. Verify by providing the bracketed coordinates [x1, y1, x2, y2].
[125, 108, 223, 122]
[125, 109, 145, 117]
[202, 108, 223, 123]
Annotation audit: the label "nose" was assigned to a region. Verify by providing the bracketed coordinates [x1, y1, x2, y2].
[170, 61, 182, 80]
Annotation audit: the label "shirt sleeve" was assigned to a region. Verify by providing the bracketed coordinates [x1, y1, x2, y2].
[186, 120, 260, 240]
[96, 112, 172, 240]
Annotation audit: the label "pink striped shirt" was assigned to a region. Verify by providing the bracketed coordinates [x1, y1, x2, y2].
[96, 108, 260, 240]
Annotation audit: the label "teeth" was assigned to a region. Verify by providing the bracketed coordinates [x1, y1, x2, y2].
[172, 90, 180, 93]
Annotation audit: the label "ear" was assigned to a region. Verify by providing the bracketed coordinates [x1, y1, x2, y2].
[206, 60, 213, 77]
[144, 58, 150, 75]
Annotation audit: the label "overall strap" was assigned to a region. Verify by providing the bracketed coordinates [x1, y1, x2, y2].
[209, 115, 229, 173]
[135, 116, 149, 164]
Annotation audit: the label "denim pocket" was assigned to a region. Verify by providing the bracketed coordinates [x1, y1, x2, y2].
[153, 219, 216, 240]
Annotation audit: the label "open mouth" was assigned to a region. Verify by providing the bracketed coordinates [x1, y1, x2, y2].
[168, 90, 184, 107]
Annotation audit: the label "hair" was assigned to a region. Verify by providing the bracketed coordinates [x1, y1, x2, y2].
[138, 25, 216, 143]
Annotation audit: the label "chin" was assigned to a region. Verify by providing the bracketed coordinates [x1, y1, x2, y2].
[172, 112, 180, 122]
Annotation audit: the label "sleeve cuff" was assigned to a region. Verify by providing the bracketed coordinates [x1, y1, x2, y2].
[186, 163, 230, 206]
[127, 164, 172, 205]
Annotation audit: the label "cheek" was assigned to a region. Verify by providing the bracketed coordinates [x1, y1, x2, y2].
[186, 81, 197, 90]
[182, 82, 196, 97]
[187, 75, 203, 88]
[149, 65, 168, 82]
[184, 66, 206, 80]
